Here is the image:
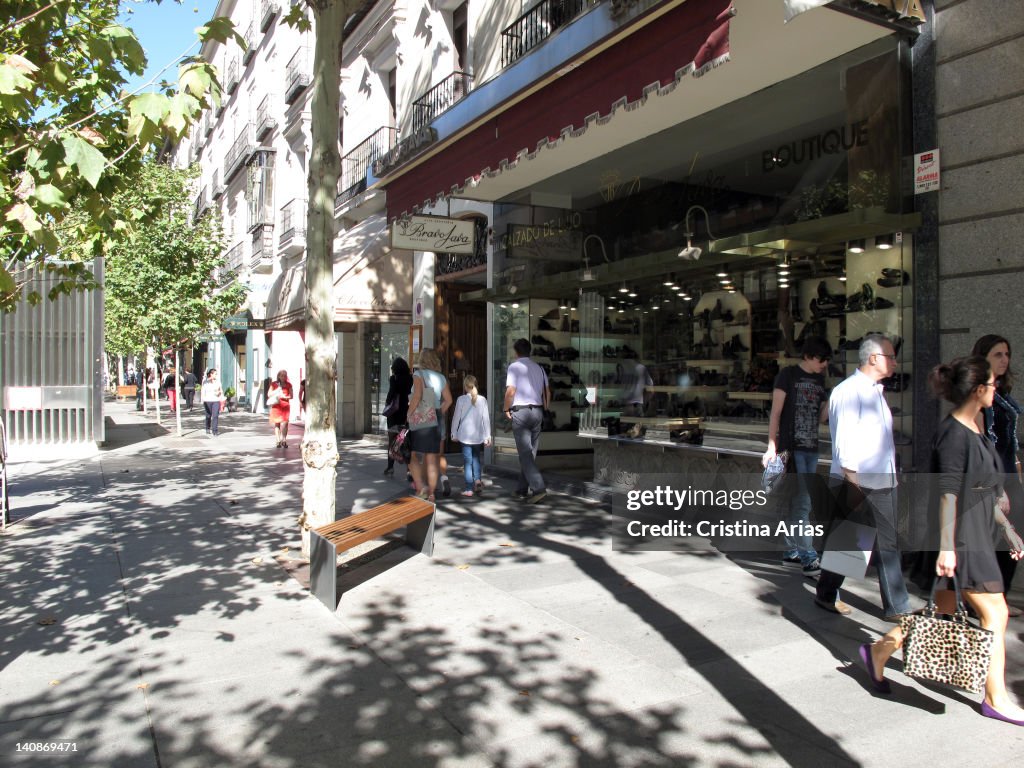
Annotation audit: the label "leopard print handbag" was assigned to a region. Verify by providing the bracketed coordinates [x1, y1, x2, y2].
[900, 576, 994, 694]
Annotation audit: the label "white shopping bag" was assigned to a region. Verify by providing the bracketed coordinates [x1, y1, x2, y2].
[821, 521, 876, 580]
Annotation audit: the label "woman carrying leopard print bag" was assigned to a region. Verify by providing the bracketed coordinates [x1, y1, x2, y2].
[900, 575, 993, 693]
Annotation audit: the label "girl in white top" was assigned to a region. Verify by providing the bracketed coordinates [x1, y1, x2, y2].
[451, 375, 491, 497]
[200, 368, 223, 437]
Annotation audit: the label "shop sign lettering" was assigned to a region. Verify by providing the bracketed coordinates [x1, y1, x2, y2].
[335, 293, 392, 308]
[392, 215, 475, 254]
[762, 120, 869, 172]
[499, 213, 583, 251]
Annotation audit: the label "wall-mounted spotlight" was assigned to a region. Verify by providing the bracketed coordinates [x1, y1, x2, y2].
[679, 205, 717, 260]
[848, 239, 865, 254]
[875, 233, 894, 250]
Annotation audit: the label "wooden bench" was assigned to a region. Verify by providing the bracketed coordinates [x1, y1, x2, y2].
[309, 495, 435, 609]
[115, 385, 136, 402]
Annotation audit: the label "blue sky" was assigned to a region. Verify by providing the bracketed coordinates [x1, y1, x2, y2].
[119, 0, 220, 94]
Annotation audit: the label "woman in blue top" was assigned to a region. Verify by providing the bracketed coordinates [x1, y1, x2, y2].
[973, 334, 1023, 615]
[407, 348, 452, 502]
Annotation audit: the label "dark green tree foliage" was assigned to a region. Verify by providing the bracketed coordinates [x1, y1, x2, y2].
[0, 0, 241, 310]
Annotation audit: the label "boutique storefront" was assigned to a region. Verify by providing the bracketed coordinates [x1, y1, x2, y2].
[377, 0, 926, 485]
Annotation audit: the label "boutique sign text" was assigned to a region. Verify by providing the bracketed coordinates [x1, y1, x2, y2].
[392, 215, 476, 254]
[762, 120, 869, 172]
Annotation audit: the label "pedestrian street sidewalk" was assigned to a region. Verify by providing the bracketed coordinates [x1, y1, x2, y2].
[0, 399, 1022, 767]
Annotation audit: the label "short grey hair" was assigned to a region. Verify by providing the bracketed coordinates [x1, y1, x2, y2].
[859, 334, 890, 367]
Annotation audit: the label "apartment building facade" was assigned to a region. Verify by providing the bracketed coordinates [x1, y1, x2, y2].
[175, 0, 1023, 485]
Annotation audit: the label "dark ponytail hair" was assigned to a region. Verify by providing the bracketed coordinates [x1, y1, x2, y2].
[970, 334, 1013, 393]
[928, 356, 991, 406]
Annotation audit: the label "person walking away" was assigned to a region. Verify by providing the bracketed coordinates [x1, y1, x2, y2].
[619, 358, 653, 417]
[407, 348, 452, 502]
[503, 338, 551, 504]
[181, 368, 198, 411]
[383, 357, 413, 476]
[268, 369, 294, 448]
[972, 334, 1024, 617]
[860, 356, 1024, 724]
[163, 367, 178, 413]
[763, 336, 832, 575]
[201, 369, 223, 437]
[451, 374, 491, 496]
[814, 334, 911, 619]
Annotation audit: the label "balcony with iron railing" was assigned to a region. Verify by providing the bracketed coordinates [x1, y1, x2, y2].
[255, 95, 277, 141]
[225, 57, 240, 94]
[501, 0, 598, 68]
[278, 198, 307, 256]
[336, 126, 396, 206]
[224, 127, 254, 181]
[202, 110, 212, 137]
[284, 47, 310, 104]
[412, 72, 474, 132]
[211, 169, 225, 200]
[260, 0, 279, 31]
[243, 22, 257, 64]
[219, 242, 245, 287]
[250, 225, 274, 271]
[194, 186, 210, 221]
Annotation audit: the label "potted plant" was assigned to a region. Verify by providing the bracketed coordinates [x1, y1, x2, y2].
[223, 386, 237, 412]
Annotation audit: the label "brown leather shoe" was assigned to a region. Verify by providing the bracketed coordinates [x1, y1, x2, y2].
[814, 597, 852, 615]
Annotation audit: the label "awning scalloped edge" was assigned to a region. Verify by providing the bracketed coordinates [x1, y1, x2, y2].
[407, 53, 732, 217]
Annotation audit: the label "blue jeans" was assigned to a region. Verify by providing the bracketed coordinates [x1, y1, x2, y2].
[782, 450, 819, 564]
[817, 483, 911, 617]
[462, 443, 482, 486]
[511, 407, 545, 495]
[204, 401, 220, 435]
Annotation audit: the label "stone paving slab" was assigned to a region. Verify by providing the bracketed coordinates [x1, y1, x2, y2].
[3, 400, 1024, 766]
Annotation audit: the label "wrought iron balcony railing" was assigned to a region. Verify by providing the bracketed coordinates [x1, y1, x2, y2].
[278, 198, 307, 255]
[224, 127, 254, 181]
[202, 110, 212, 137]
[220, 242, 245, 286]
[211, 169, 225, 200]
[255, 95, 277, 141]
[337, 126, 396, 202]
[260, 0, 279, 31]
[225, 57, 240, 94]
[501, 0, 597, 68]
[411, 71, 473, 131]
[250, 225, 274, 272]
[284, 47, 310, 105]
[243, 22, 257, 64]
[194, 186, 210, 221]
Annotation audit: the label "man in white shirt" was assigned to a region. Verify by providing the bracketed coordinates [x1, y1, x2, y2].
[503, 338, 551, 503]
[814, 334, 911, 619]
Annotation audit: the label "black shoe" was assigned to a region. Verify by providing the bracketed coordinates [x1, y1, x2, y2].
[872, 296, 895, 310]
[442, 477, 451, 498]
[537, 318, 555, 330]
[532, 334, 553, 346]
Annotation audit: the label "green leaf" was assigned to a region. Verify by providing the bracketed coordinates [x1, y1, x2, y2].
[31, 184, 67, 209]
[0, 266, 15, 295]
[0, 60, 34, 96]
[129, 92, 169, 126]
[178, 60, 214, 99]
[196, 17, 244, 48]
[6, 202, 42, 234]
[62, 134, 107, 188]
[103, 24, 147, 75]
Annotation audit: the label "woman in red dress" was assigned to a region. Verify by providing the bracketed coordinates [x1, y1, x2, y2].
[268, 369, 293, 448]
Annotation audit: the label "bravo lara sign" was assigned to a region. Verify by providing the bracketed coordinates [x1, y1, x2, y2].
[391, 215, 476, 254]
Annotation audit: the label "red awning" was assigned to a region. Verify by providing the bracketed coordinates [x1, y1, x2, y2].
[382, 0, 734, 217]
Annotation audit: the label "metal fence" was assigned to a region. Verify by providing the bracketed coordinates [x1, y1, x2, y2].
[412, 72, 474, 131]
[0, 260, 104, 445]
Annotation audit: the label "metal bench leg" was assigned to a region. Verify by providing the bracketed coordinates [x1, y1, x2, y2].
[309, 528, 338, 610]
[404, 507, 435, 557]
